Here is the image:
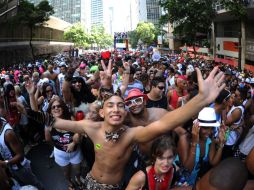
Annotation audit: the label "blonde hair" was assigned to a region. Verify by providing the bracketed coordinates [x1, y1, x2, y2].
[14, 85, 21, 96]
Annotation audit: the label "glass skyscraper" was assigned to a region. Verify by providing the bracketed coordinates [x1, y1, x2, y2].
[28, 0, 86, 24]
[91, 0, 103, 27]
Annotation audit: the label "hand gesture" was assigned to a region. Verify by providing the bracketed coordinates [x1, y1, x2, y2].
[100, 59, 112, 78]
[10, 101, 26, 115]
[196, 67, 225, 105]
[100, 59, 112, 87]
[218, 128, 226, 145]
[192, 121, 200, 143]
[123, 61, 130, 72]
[65, 142, 75, 153]
[25, 79, 35, 95]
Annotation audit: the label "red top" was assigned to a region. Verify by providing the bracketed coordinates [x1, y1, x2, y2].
[169, 89, 187, 109]
[147, 166, 174, 190]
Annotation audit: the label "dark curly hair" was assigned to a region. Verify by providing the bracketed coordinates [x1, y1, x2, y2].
[71, 77, 96, 107]
[47, 97, 71, 120]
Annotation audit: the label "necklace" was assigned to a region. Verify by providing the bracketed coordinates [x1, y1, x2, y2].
[153, 174, 164, 183]
[105, 127, 126, 142]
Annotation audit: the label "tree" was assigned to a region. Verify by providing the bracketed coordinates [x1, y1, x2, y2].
[64, 23, 90, 48]
[219, 0, 248, 70]
[136, 22, 156, 47]
[160, 0, 215, 55]
[128, 30, 139, 49]
[12, 0, 54, 61]
[90, 25, 113, 50]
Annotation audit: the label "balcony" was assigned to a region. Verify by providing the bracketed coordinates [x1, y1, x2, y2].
[215, 0, 254, 13]
[214, 0, 254, 22]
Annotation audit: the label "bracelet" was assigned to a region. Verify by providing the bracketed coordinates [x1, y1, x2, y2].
[124, 72, 130, 74]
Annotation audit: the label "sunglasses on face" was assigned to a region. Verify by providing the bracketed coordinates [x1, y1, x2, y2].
[52, 104, 61, 110]
[125, 96, 144, 107]
[157, 86, 165, 90]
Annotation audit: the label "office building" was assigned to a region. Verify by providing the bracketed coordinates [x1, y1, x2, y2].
[213, 1, 254, 70]
[91, 0, 103, 27]
[146, 0, 161, 26]
[29, 0, 90, 27]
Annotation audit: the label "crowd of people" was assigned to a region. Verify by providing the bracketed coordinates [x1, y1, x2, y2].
[0, 49, 254, 190]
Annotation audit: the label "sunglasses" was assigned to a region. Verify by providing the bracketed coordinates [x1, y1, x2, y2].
[157, 86, 165, 90]
[125, 97, 144, 107]
[52, 105, 61, 110]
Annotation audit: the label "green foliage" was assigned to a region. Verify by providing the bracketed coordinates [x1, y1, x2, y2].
[160, 0, 215, 46]
[64, 24, 113, 49]
[13, 0, 54, 28]
[128, 30, 139, 48]
[10, 0, 54, 60]
[90, 25, 113, 49]
[219, 0, 248, 20]
[136, 22, 156, 45]
[64, 23, 90, 47]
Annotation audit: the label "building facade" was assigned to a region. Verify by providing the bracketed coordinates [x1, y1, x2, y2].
[213, 1, 254, 70]
[146, 0, 161, 26]
[29, 0, 90, 26]
[91, 0, 103, 27]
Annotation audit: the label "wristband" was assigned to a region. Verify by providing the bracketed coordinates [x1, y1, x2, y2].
[4, 160, 9, 166]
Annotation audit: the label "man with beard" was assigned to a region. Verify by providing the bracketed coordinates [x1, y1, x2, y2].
[21, 67, 225, 190]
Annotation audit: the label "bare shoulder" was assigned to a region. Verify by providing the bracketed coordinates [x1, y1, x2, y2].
[147, 107, 168, 117]
[133, 169, 146, 180]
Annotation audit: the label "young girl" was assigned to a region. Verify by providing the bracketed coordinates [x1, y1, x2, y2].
[126, 136, 178, 190]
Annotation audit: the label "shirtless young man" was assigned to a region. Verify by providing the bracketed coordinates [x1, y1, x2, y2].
[124, 88, 189, 164]
[20, 67, 224, 190]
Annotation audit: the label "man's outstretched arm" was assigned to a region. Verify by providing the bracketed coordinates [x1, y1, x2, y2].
[133, 67, 225, 143]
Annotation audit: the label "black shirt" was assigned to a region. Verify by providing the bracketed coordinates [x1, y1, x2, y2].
[146, 96, 168, 110]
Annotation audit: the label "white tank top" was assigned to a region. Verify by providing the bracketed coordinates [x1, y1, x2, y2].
[226, 105, 244, 146]
[0, 120, 28, 170]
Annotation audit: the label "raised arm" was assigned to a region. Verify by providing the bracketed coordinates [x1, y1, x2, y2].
[25, 80, 39, 111]
[119, 62, 130, 96]
[133, 67, 225, 143]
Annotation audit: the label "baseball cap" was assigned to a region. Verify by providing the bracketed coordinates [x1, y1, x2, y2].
[125, 88, 148, 101]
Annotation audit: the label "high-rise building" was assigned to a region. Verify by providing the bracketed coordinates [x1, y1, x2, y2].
[91, 0, 103, 27]
[28, 0, 90, 26]
[146, 0, 161, 26]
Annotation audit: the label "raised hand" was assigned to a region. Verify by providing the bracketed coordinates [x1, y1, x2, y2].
[192, 121, 200, 143]
[101, 59, 112, 78]
[25, 79, 35, 95]
[100, 59, 113, 87]
[123, 61, 130, 72]
[196, 67, 225, 105]
[218, 128, 226, 145]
